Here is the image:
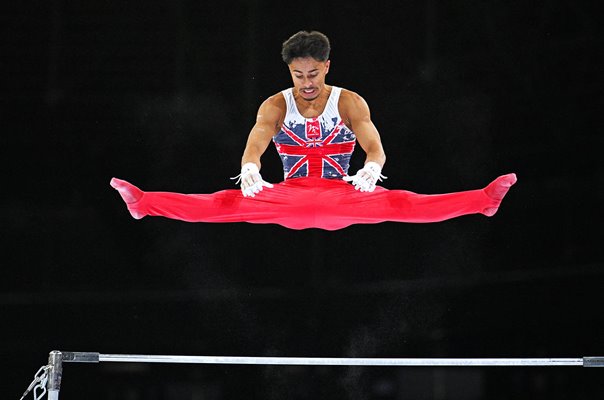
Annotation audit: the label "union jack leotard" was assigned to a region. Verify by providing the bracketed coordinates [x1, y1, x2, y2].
[274, 87, 356, 180]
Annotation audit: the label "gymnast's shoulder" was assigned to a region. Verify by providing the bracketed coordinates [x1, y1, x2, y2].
[255, 92, 287, 122]
[258, 92, 287, 113]
[338, 87, 369, 105]
[338, 87, 371, 118]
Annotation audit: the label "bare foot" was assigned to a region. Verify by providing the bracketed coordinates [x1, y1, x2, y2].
[110, 178, 146, 219]
[482, 173, 517, 216]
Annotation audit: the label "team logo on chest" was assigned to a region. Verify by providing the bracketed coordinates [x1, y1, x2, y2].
[305, 118, 321, 144]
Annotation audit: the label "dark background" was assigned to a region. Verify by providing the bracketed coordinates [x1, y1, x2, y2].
[3, 1, 603, 399]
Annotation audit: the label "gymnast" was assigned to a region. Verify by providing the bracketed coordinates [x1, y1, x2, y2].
[111, 30, 517, 231]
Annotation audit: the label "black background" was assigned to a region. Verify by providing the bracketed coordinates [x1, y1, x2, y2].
[3, 1, 603, 399]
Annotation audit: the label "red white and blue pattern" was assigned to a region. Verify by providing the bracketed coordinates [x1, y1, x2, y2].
[273, 87, 356, 180]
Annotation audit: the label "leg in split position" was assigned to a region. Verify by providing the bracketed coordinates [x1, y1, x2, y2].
[110, 173, 517, 231]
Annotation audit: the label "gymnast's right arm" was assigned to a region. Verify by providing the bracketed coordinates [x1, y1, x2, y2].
[238, 95, 284, 197]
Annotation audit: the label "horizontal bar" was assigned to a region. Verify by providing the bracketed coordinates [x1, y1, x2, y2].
[56, 352, 602, 367]
[92, 354, 587, 367]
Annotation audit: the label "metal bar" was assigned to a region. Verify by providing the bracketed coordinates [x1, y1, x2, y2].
[41, 351, 602, 400]
[88, 354, 588, 367]
[47, 351, 63, 400]
[584, 357, 604, 368]
[61, 352, 100, 363]
[40, 350, 604, 400]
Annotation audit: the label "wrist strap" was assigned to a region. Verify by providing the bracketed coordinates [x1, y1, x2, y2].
[230, 162, 260, 184]
[363, 162, 387, 181]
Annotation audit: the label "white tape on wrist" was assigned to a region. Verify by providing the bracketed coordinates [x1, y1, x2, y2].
[232, 162, 273, 197]
[342, 162, 387, 192]
[363, 162, 383, 181]
[231, 162, 260, 185]
[241, 162, 259, 175]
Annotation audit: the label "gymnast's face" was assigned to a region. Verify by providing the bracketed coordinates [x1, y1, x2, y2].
[288, 57, 330, 101]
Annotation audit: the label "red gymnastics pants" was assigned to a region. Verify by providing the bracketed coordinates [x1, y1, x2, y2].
[110, 174, 517, 231]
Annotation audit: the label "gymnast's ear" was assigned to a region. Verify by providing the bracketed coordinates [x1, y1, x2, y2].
[325, 60, 331, 74]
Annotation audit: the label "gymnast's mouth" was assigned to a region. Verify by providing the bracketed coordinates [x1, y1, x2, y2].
[300, 88, 318, 98]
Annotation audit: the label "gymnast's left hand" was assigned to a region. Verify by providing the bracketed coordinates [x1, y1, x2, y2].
[343, 161, 385, 192]
[237, 162, 274, 197]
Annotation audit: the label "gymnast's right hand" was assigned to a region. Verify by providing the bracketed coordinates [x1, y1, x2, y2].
[236, 162, 274, 197]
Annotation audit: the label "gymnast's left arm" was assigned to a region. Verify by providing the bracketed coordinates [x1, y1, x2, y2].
[341, 90, 387, 192]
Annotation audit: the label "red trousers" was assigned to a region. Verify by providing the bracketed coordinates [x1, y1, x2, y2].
[122, 176, 513, 231]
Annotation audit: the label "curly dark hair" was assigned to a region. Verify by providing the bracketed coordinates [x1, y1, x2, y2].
[281, 31, 331, 64]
